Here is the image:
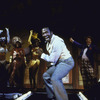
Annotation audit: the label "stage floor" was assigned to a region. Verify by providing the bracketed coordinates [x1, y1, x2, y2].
[0, 92, 80, 100]
[0, 85, 100, 100]
[0, 88, 83, 100]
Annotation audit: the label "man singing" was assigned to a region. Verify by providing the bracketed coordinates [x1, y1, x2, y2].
[36, 27, 74, 100]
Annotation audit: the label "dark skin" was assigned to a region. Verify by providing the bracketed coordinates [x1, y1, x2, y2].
[31, 38, 43, 57]
[15, 41, 22, 48]
[36, 27, 53, 56]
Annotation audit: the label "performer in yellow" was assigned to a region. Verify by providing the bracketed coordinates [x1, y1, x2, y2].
[28, 30, 42, 89]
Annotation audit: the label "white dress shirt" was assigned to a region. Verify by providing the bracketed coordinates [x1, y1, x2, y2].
[82, 48, 89, 61]
[41, 34, 71, 66]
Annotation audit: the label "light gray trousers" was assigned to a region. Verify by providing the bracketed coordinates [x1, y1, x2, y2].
[43, 57, 74, 100]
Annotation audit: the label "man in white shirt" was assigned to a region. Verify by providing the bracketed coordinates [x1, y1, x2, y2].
[36, 27, 74, 100]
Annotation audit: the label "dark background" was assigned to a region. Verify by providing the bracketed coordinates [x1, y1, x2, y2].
[0, 0, 100, 44]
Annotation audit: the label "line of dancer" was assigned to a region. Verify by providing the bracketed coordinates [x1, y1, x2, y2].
[0, 26, 99, 100]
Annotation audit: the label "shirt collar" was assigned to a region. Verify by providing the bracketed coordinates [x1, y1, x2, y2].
[49, 34, 55, 44]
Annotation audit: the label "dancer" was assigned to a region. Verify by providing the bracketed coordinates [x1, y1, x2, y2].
[70, 36, 99, 90]
[36, 27, 74, 100]
[9, 36, 26, 88]
[0, 28, 10, 90]
[28, 30, 42, 90]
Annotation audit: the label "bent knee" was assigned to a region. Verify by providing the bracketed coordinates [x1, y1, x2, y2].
[51, 76, 58, 82]
[43, 72, 49, 79]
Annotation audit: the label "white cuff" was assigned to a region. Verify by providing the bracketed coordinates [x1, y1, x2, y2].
[41, 53, 46, 59]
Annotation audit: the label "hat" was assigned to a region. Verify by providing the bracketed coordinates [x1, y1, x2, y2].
[28, 30, 41, 44]
[12, 36, 22, 45]
[32, 32, 41, 42]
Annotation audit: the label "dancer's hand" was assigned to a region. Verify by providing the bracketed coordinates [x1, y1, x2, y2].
[36, 48, 43, 56]
[69, 37, 74, 43]
[5, 27, 9, 30]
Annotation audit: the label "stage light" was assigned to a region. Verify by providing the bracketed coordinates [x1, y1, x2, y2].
[15, 91, 32, 100]
[77, 92, 88, 100]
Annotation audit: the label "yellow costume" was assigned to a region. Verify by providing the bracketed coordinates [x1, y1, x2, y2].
[28, 30, 41, 89]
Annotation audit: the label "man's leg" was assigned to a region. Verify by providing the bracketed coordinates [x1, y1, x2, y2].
[51, 58, 74, 100]
[43, 66, 56, 99]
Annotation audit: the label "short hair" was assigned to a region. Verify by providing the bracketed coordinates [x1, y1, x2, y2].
[42, 27, 50, 33]
[85, 36, 93, 41]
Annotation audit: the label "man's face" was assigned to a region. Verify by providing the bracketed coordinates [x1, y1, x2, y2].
[42, 28, 52, 42]
[86, 38, 92, 45]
